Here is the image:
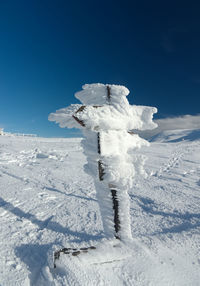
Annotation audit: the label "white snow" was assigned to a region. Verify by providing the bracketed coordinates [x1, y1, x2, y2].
[0, 129, 200, 285]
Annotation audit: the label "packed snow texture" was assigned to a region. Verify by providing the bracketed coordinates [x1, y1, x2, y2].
[0, 130, 200, 285]
[49, 83, 157, 240]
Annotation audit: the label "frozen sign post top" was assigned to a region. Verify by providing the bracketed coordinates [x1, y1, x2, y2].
[49, 83, 157, 132]
[49, 83, 157, 266]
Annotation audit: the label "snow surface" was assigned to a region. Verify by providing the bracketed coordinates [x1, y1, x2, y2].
[0, 130, 200, 285]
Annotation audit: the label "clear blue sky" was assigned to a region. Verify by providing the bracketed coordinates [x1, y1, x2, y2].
[0, 0, 200, 137]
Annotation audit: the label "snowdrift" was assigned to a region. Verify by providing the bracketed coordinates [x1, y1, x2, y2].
[0, 132, 200, 285]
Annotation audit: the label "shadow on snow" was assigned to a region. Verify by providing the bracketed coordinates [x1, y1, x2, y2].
[0, 196, 103, 284]
[15, 243, 52, 286]
[130, 194, 200, 235]
[0, 196, 102, 240]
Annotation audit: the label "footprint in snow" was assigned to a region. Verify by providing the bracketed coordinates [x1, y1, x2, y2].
[38, 192, 56, 200]
[36, 153, 49, 159]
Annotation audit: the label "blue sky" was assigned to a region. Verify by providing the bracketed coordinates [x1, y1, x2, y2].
[0, 0, 200, 137]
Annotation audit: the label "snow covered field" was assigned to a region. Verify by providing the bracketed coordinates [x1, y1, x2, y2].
[0, 130, 200, 286]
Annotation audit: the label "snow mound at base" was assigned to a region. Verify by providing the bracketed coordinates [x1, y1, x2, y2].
[55, 239, 131, 267]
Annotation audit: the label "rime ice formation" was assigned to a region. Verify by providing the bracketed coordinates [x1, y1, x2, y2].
[49, 83, 157, 241]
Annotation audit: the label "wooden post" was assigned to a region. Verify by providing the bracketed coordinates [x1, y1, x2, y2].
[97, 131, 120, 239]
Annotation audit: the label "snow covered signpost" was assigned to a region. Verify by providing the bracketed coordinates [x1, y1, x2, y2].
[49, 83, 157, 267]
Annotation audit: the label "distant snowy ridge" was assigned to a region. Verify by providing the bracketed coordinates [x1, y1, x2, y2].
[151, 128, 200, 143]
[2, 132, 37, 137]
[138, 114, 200, 140]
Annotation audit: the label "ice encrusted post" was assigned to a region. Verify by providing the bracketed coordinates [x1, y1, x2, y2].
[49, 83, 157, 257]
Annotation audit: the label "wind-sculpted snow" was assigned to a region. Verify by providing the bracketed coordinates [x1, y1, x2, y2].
[48, 104, 82, 129]
[0, 133, 200, 285]
[49, 84, 157, 132]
